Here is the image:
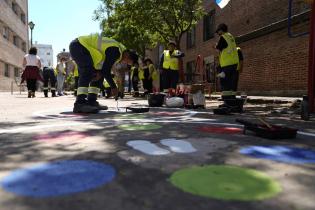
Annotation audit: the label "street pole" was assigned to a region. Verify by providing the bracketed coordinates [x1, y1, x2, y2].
[308, 2, 315, 112]
[28, 21, 35, 47]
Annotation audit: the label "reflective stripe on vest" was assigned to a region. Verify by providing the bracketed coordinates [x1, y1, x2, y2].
[219, 33, 239, 67]
[162, 50, 179, 70]
[88, 87, 100, 94]
[222, 91, 236, 96]
[77, 87, 88, 95]
[78, 34, 126, 70]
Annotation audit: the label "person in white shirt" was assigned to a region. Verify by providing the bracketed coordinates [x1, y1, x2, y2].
[21, 47, 43, 98]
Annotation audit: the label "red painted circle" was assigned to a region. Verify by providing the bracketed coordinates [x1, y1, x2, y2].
[199, 126, 242, 134]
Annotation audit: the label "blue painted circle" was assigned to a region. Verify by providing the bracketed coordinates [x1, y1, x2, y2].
[1, 160, 116, 197]
[240, 146, 315, 164]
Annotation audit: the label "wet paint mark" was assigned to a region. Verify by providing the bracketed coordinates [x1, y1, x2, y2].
[240, 145, 315, 164]
[1, 160, 116, 197]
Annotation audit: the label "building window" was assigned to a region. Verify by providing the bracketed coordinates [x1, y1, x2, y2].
[203, 10, 215, 41]
[13, 35, 18, 46]
[12, 2, 18, 15]
[47, 52, 51, 55]
[20, 13, 26, 24]
[14, 67, 20, 77]
[187, 26, 196, 49]
[22, 42, 26, 52]
[2, 27, 9, 40]
[5, 64, 10, 77]
[185, 61, 196, 83]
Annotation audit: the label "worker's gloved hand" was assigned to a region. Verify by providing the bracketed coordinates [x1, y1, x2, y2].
[112, 88, 119, 100]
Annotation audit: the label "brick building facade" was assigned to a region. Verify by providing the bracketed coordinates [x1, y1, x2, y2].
[147, 0, 310, 96]
[0, 0, 28, 92]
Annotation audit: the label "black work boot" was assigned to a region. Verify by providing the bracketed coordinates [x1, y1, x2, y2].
[73, 102, 99, 113]
[44, 90, 48, 97]
[28, 91, 32, 98]
[88, 101, 108, 110]
[51, 90, 56, 97]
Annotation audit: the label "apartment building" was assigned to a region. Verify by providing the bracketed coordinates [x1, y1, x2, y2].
[0, 0, 28, 91]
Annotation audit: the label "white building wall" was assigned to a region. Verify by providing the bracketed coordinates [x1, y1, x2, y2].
[34, 43, 53, 67]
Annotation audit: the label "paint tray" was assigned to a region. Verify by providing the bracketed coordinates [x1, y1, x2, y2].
[236, 119, 298, 139]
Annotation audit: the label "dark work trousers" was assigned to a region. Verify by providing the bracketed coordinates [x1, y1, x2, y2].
[220, 64, 238, 100]
[26, 79, 37, 92]
[74, 76, 79, 95]
[43, 68, 56, 91]
[234, 71, 240, 91]
[143, 68, 153, 93]
[132, 79, 139, 93]
[69, 39, 103, 103]
[162, 69, 179, 90]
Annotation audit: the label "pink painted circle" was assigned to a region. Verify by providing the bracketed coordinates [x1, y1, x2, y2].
[34, 131, 90, 142]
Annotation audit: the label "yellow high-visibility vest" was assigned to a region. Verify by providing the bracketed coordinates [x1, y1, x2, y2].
[150, 64, 159, 81]
[138, 67, 144, 80]
[162, 50, 180, 70]
[103, 77, 117, 88]
[78, 33, 126, 70]
[219, 33, 239, 67]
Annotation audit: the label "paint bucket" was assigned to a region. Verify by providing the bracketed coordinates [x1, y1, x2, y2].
[148, 93, 165, 107]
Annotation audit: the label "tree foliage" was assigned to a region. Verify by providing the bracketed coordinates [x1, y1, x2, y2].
[95, 0, 204, 54]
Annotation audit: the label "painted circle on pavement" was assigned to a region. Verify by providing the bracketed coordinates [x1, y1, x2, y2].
[199, 126, 242, 134]
[1, 160, 116, 198]
[34, 131, 90, 142]
[240, 145, 315, 164]
[118, 123, 162, 131]
[115, 114, 146, 119]
[170, 165, 281, 201]
[150, 111, 187, 117]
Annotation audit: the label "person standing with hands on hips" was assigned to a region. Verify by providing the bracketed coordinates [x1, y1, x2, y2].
[69, 33, 138, 113]
[214, 23, 239, 102]
[159, 41, 185, 95]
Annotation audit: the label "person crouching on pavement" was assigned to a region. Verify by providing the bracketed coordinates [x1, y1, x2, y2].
[42, 66, 57, 97]
[69, 33, 138, 113]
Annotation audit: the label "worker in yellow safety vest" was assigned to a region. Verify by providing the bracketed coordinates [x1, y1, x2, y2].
[159, 41, 185, 94]
[69, 33, 138, 113]
[215, 23, 239, 101]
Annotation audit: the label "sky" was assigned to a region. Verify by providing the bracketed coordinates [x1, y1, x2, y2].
[28, 0, 103, 66]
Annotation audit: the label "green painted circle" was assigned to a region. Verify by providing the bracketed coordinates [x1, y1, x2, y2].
[118, 123, 162, 131]
[170, 165, 281, 201]
[114, 114, 146, 119]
